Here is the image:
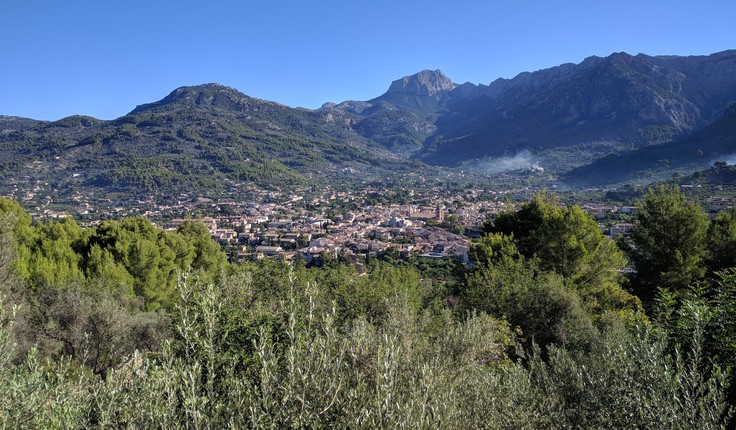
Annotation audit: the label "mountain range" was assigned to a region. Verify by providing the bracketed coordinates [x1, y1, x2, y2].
[1, 49, 736, 201]
[327, 50, 736, 172]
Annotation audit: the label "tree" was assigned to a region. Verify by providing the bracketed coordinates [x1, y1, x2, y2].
[0, 198, 31, 293]
[460, 233, 596, 352]
[487, 193, 625, 283]
[623, 185, 709, 304]
[653, 270, 736, 425]
[0, 198, 32, 237]
[84, 218, 175, 310]
[705, 207, 736, 273]
[0, 212, 18, 296]
[484, 193, 635, 312]
[176, 220, 227, 275]
[17, 279, 169, 376]
[18, 218, 86, 290]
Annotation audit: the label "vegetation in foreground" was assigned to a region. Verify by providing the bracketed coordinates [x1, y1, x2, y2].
[0, 187, 735, 428]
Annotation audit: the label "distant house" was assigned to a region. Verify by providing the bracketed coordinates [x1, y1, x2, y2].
[309, 238, 333, 248]
[280, 233, 300, 242]
[408, 211, 437, 221]
[212, 229, 237, 244]
[387, 217, 412, 228]
[279, 237, 298, 248]
[399, 244, 414, 258]
[236, 246, 252, 260]
[269, 219, 291, 229]
[255, 245, 283, 255]
[302, 247, 326, 264]
[609, 223, 634, 237]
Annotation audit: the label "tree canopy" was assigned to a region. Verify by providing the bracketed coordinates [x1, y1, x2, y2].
[482, 193, 637, 313]
[623, 185, 709, 304]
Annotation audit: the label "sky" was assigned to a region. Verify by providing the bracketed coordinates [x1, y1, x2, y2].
[2, 0, 735, 121]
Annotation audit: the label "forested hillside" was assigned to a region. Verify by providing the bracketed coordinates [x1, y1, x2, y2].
[0, 84, 427, 204]
[3, 51, 736, 208]
[565, 104, 736, 185]
[1, 189, 735, 428]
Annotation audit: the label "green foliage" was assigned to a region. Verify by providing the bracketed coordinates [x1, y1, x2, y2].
[654, 270, 736, 417]
[0, 268, 731, 428]
[18, 282, 169, 376]
[323, 261, 422, 323]
[83, 218, 186, 310]
[462, 195, 643, 354]
[461, 233, 597, 352]
[83, 244, 136, 296]
[467, 232, 523, 269]
[0, 202, 229, 376]
[483, 194, 638, 314]
[0, 197, 32, 236]
[706, 207, 736, 273]
[487, 193, 626, 287]
[241, 259, 423, 325]
[624, 185, 709, 304]
[530, 317, 731, 429]
[0, 288, 93, 428]
[16, 217, 86, 290]
[0, 211, 19, 293]
[379, 251, 459, 283]
[3, 215, 227, 311]
[176, 220, 227, 275]
[79, 271, 519, 428]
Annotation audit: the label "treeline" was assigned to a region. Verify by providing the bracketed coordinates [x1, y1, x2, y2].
[0, 187, 734, 428]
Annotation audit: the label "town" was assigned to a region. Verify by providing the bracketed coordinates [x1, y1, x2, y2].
[11, 178, 724, 267]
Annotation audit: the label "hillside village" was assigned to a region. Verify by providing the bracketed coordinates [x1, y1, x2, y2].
[192, 198, 657, 264]
[10, 166, 736, 267]
[193, 200, 472, 264]
[16, 183, 716, 266]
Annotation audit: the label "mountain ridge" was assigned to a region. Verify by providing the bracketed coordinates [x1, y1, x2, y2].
[1, 49, 735, 202]
[564, 103, 736, 186]
[423, 50, 736, 166]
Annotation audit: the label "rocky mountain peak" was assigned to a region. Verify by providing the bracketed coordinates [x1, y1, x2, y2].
[386, 69, 457, 97]
[129, 83, 258, 115]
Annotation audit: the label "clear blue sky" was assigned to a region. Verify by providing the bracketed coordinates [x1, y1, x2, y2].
[2, 0, 735, 120]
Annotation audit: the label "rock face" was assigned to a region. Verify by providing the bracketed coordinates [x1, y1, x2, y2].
[385, 70, 458, 97]
[314, 50, 736, 167]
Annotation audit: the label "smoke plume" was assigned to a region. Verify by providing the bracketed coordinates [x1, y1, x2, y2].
[476, 150, 543, 175]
